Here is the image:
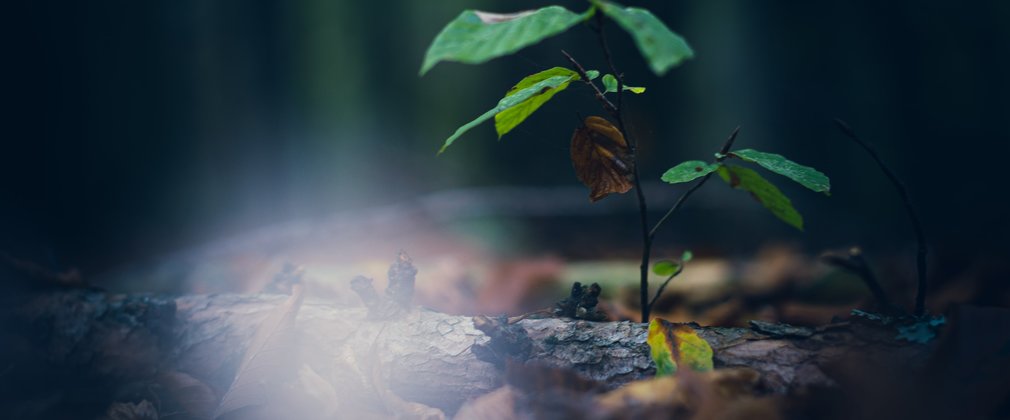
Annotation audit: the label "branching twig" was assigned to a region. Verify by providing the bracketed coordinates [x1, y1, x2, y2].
[834, 119, 929, 316]
[561, 50, 618, 119]
[589, 13, 654, 324]
[648, 127, 741, 241]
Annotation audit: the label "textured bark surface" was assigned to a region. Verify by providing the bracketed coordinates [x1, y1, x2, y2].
[4, 290, 933, 418]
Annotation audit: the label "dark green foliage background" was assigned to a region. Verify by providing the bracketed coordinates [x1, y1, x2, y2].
[4, 0, 1008, 273]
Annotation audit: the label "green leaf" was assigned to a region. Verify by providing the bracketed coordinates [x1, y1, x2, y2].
[681, 250, 693, 263]
[652, 260, 681, 277]
[593, 1, 694, 76]
[602, 74, 618, 92]
[601, 73, 646, 94]
[729, 149, 831, 194]
[439, 74, 577, 154]
[660, 161, 720, 184]
[585, 70, 600, 80]
[420, 6, 592, 75]
[718, 165, 804, 230]
[647, 318, 714, 376]
[495, 67, 581, 138]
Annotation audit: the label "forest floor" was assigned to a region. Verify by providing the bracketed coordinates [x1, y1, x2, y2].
[2, 198, 1009, 419]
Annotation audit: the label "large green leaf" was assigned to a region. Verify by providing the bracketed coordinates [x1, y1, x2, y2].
[661, 161, 720, 184]
[439, 74, 576, 154]
[593, 1, 694, 76]
[420, 6, 592, 75]
[495, 67, 580, 138]
[729, 149, 831, 193]
[718, 165, 804, 230]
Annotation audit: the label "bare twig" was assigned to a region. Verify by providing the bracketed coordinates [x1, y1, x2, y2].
[560, 50, 618, 118]
[834, 119, 929, 316]
[821, 247, 894, 311]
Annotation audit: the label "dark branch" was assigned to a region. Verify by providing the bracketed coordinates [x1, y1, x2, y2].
[834, 118, 929, 316]
[560, 50, 619, 119]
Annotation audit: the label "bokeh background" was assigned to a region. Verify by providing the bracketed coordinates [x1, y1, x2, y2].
[4, 1, 1009, 306]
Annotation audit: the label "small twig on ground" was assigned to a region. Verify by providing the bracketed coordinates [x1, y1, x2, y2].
[821, 247, 894, 311]
[834, 118, 929, 316]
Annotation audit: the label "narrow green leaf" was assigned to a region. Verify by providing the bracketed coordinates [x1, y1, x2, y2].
[718, 165, 804, 230]
[652, 260, 681, 277]
[730, 149, 831, 194]
[495, 67, 580, 138]
[420, 6, 592, 75]
[439, 74, 575, 154]
[593, 1, 694, 76]
[661, 161, 720, 184]
[601, 73, 646, 94]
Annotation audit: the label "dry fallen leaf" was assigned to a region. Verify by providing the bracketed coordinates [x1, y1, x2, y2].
[214, 283, 305, 418]
[570, 116, 634, 202]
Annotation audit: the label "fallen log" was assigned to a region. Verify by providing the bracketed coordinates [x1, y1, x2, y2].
[1, 286, 933, 419]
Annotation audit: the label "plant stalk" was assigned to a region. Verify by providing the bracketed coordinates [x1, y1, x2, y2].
[834, 119, 928, 316]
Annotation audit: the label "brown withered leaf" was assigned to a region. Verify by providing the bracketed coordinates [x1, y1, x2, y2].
[570, 116, 635, 202]
[214, 283, 305, 419]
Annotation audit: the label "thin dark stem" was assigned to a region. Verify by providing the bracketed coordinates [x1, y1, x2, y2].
[648, 268, 682, 311]
[834, 118, 928, 316]
[590, 13, 652, 323]
[560, 50, 619, 119]
[649, 127, 741, 241]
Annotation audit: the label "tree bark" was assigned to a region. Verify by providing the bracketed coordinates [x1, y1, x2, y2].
[3, 290, 932, 418]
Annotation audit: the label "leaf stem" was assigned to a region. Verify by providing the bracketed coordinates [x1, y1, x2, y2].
[648, 268, 682, 311]
[561, 50, 619, 119]
[834, 119, 929, 316]
[649, 127, 740, 242]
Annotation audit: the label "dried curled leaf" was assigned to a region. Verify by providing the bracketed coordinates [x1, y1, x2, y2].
[570, 116, 634, 202]
[214, 283, 305, 418]
[647, 318, 714, 376]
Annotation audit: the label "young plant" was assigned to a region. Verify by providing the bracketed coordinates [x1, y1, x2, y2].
[421, 1, 830, 323]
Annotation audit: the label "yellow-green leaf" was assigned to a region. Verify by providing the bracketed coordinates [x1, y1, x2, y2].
[438, 73, 576, 154]
[652, 260, 681, 277]
[495, 67, 581, 138]
[647, 318, 714, 376]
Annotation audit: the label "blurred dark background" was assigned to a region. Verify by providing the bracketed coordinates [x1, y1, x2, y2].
[3, 0, 1009, 281]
